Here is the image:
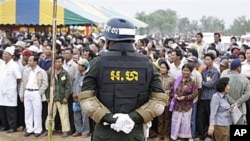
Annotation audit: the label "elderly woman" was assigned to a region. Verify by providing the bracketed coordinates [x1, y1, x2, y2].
[170, 64, 198, 141]
[208, 77, 232, 141]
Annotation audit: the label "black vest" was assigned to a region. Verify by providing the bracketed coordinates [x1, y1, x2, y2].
[97, 43, 152, 113]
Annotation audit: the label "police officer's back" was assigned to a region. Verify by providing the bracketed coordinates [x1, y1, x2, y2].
[78, 18, 168, 141]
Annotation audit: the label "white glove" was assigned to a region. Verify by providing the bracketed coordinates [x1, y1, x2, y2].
[111, 113, 135, 134]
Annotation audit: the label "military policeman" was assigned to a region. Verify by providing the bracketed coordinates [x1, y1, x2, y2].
[78, 18, 168, 141]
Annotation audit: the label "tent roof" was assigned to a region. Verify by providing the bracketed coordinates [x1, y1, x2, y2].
[0, 0, 148, 27]
[98, 6, 148, 28]
[0, 0, 93, 25]
[57, 0, 108, 24]
[82, 1, 148, 28]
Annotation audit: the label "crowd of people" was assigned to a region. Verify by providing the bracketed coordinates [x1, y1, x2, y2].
[0, 28, 250, 141]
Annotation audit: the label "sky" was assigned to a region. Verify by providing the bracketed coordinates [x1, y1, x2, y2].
[84, 0, 250, 28]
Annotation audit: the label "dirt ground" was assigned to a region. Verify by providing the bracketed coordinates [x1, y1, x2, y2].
[0, 131, 155, 141]
[0, 131, 91, 141]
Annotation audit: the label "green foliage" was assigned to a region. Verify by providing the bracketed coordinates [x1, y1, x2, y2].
[199, 16, 225, 32]
[225, 16, 250, 36]
[136, 9, 178, 34]
[136, 9, 250, 35]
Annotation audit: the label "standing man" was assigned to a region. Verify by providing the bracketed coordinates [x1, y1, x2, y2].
[241, 47, 250, 124]
[14, 42, 28, 132]
[0, 47, 22, 133]
[90, 43, 100, 56]
[19, 55, 48, 137]
[214, 33, 226, 56]
[196, 53, 220, 141]
[98, 37, 108, 55]
[63, 48, 78, 134]
[72, 58, 90, 137]
[78, 18, 168, 141]
[195, 32, 207, 59]
[169, 49, 184, 79]
[226, 59, 250, 125]
[38, 44, 52, 130]
[241, 47, 250, 80]
[38, 44, 52, 71]
[81, 48, 97, 61]
[44, 56, 71, 137]
[187, 56, 203, 139]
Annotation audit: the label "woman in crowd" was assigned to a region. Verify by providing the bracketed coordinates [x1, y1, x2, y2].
[156, 59, 174, 141]
[170, 64, 198, 141]
[208, 77, 232, 141]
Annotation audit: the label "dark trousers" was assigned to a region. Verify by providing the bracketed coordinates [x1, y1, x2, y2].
[42, 101, 48, 130]
[68, 96, 75, 133]
[0, 106, 17, 129]
[246, 98, 250, 125]
[17, 96, 25, 128]
[89, 117, 95, 134]
[92, 123, 144, 141]
[157, 105, 171, 138]
[196, 100, 211, 140]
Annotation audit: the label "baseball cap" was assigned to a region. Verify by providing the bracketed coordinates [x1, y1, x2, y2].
[230, 59, 241, 70]
[187, 56, 198, 63]
[78, 58, 89, 68]
[14, 41, 26, 48]
[21, 49, 32, 56]
[219, 59, 228, 67]
[4, 46, 15, 55]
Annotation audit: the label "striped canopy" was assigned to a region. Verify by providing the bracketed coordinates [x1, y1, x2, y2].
[0, 0, 148, 28]
[92, 5, 148, 28]
[0, 0, 93, 25]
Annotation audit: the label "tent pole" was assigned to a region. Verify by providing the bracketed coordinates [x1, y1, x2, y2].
[48, 0, 57, 141]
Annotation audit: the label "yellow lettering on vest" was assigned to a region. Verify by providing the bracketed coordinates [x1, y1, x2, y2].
[110, 70, 120, 81]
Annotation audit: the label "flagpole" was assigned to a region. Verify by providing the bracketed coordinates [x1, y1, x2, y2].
[48, 0, 57, 141]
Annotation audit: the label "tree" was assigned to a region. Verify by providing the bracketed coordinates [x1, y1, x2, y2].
[226, 16, 250, 36]
[177, 17, 190, 33]
[189, 20, 200, 32]
[135, 9, 250, 36]
[200, 16, 225, 32]
[136, 9, 178, 35]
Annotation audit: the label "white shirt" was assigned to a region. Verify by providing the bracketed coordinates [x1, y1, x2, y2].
[63, 59, 72, 72]
[191, 68, 203, 103]
[0, 59, 4, 66]
[215, 42, 227, 53]
[191, 69, 202, 89]
[0, 59, 22, 106]
[195, 41, 207, 59]
[63, 59, 78, 78]
[169, 61, 184, 79]
[241, 61, 250, 79]
[26, 68, 39, 89]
